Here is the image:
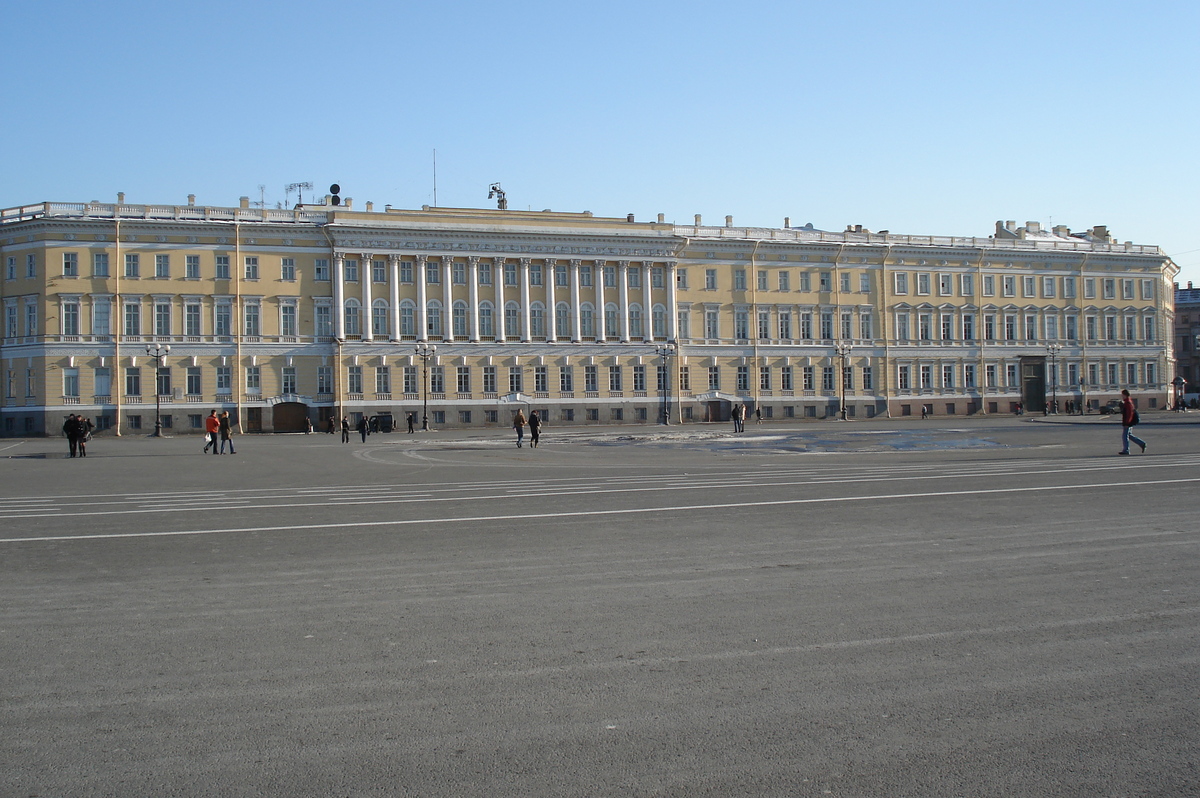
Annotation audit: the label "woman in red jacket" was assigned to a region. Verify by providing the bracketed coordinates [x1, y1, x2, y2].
[1119, 389, 1146, 455]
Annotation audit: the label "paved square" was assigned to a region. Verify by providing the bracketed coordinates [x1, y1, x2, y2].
[3, 416, 1198, 796]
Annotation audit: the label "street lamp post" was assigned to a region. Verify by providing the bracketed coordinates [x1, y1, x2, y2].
[655, 341, 677, 425]
[835, 341, 851, 420]
[145, 342, 171, 437]
[414, 343, 437, 431]
[1046, 343, 1061, 415]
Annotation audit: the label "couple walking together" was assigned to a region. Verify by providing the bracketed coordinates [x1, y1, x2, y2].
[202, 409, 236, 454]
[513, 409, 541, 448]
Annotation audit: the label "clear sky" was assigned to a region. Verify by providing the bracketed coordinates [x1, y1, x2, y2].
[3, 0, 1197, 283]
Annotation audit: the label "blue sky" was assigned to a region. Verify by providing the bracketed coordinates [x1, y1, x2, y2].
[3, 1, 1197, 283]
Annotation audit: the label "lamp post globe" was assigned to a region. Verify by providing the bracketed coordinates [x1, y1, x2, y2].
[146, 342, 171, 437]
[415, 343, 437, 431]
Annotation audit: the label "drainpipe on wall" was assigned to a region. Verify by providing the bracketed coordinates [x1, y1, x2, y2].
[319, 221, 341, 425]
[234, 220, 243, 432]
[879, 244, 893, 418]
[114, 216, 122, 435]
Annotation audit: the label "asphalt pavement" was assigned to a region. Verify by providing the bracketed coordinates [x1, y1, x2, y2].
[2, 413, 1198, 797]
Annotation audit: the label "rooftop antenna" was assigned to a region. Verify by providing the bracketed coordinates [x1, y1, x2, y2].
[286, 182, 313, 207]
[488, 182, 507, 210]
[433, 149, 437, 207]
[254, 184, 266, 209]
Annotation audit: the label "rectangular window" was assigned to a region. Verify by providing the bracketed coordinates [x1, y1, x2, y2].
[803, 366, 814, 390]
[1023, 276, 1036, 297]
[245, 366, 261, 393]
[708, 366, 720, 391]
[1103, 279, 1116, 300]
[216, 366, 232, 394]
[244, 256, 259, 279]
[938, 274, 952, 296]
[759, 366, 771, 391]
[244, 304, 260, 336]
[318, 366, 332, 394]
[778, 271, 790, 291]
[920, 365, 932, 389]
[942, 365, 954, 388]
[181, 255, 199, 279]
[1043, 276, 1056, 298]
[584, 365, 598, 393]
[535, 365, 549, 393]
[1140, 279, 1154, 300]
[799, 272, 811, 292]
[403, 366, 417, 394]
[372, 260, 386, 283]
[281, 258, 296, 281]
[125, 367, 141, 397]
[215, 255, 230, 280]
[63, 252, 79, 276]
[916, 273, 931, 295]
[125, 254, 140, 278]
[62, 367, 80, 397]
[1003, 276, 1015, 297]
[123, 302, 140, 336]
[841, 272, 852, 293]
[781, 366, 793, 391]
[960, 274, 973, 296]
[705, 309, 720, 339]
[607, 365, 622, 392]
[1063, 276, 1076, 298]
[603, 266, 616, 288]
[676, 268, 688, 289]
[315, 259, 330, 281]
[482, 366, 497, 394]
[5, 255, 15, 280]
[281, 305, 297, 337]
[315, 306, 332, 337]
[559, 366, 573, 393]
[705, 269, 717, 290]
[757, 270, 768, 291]
[862, 366, 873, 391]
[578, 265, 590, 287]
[509, 366, 523, 394]
[26, 254, 37, 278]
[456, 366, 471, 394]
[631, 365, 645, 392]
[819, 272, 832, 291]
[822, 366, 835, 391]
[1121, 279, 1134, 300]
[62, 301, 80, 336]
[375, 367, 390, 395]
[344, 259, 359, 282]
[529, 263, 543, 287]
[894, 272, 908, 294]
[737, 365, 749, 391]
[155, 302, 171, 336]
[92, 252, 109, 277]
[982, 274, 994, 296]
[186, 367, 202, 396]
[859, 273, 871, 293]
[346, 366, 362, 395]
[504, 262, 518, 286]
[155, 254, 170, 278]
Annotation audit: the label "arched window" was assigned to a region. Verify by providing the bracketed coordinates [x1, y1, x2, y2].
[479, 301, 495, 338]
[556, 302, 571, 338]
[580, 303, 595, 339]
[604, 302, 619, 340]
[344, 299, 361, 337]
[629, 303, 644, 339]
[530, 302, 546, 338]
[652, 304, 666, 339]
[452, 300, 468, 339]
[372, 299, 389, 337]
[426, 300, 443, 339]
[504, 301, 520, 338]
[399, 300, 416, 338]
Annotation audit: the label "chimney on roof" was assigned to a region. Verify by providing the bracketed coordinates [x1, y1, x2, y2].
[345, 198, 353, 209]
[725, 215, 734, 227]
[695, 214, 702, 226]
[366, 201, 373, 212]
[1053, 224, 1070, 236]
[117, 192, 125, 204]
[187, 194, 195, 206]
[1092, 225, 1109, 241]
[657, 213, 665, 223]
[239, 196, 250, 209]
[1006, 220, 1016, 231]
[784, 217, 791, 228]
[1026, 221, 1041, 234]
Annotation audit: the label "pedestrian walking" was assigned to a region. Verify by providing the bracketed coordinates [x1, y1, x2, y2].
[513, 409, 527, 447]
[63, 414, 82, 458]
[731, 405, 741, 433]
[203, 409, 220, 454]
[357, 415, 368, 443]
[407, 413, 416, 434]
[341, 416, 350, 443]
[755, 406, 762, 425]
[78, 415, 93, 457]
[219, 411, 237, 454]
[528, 410, 541, 448]
[1118, 389, 1147, 455]
[327, 416, 336, 434]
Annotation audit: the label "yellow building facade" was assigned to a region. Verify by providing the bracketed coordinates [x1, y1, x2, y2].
[0, 197, 1178, 436]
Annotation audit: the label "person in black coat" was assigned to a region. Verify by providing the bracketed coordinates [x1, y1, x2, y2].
[62, 414, 82, 457]
[356, 415, 368, 443]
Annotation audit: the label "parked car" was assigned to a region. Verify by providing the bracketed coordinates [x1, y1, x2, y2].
[1099, 400, 1123, 415]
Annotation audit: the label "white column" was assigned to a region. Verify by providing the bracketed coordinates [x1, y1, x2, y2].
[642, 260, 654, 340]
[666, 261, 678, 340]
[360, 253, 374, 341]
[570, 259, 582, 342]
[519, 258, 532, 342]
[388, 255, 400, 342]
[468, 256, 480, 342]
[595, 260, 606, 342]
[545, 259, 557, 343]
[333, 255, 345, 340]
[416, 255, 428, 342]
[494, 258, 506, 342]
[618, 260, 630, 342]
[442, 256, 453, 341]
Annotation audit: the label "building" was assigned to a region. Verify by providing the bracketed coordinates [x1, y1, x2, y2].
[0, 195, 1178, 436]
[1173, 282, 1200, 405]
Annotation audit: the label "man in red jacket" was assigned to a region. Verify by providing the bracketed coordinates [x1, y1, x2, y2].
[203, 409, 220, 454]
[1118, 389, 1146, 455]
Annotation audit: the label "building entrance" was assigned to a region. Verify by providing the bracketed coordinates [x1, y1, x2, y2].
[271, 402, 309, 433]
[1020, 357, 1047, 413]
